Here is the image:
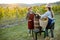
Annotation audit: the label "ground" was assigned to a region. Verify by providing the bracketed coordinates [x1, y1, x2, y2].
[0, 14, 60, 40]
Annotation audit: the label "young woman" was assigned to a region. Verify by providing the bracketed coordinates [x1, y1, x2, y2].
[26, 7, 35, 36]
[41, 4, 55, 40]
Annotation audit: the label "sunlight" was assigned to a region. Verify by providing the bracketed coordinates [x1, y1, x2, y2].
[0, 0, 60, 4]
[8, 4, 18, 9]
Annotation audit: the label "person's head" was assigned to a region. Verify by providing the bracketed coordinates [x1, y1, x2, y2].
[28, 7, 33, 12]
[45, 4, 52, 11]
[45, 4, 54, 18]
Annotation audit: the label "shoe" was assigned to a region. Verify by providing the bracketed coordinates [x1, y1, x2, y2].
[28, 34, 31, 36]
[50, 38, 54, 40]
[45, 37, 50, 40]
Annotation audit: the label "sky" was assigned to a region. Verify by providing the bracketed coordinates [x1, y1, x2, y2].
[0, 0, 60, 4]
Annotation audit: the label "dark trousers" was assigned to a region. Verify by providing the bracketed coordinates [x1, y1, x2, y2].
[44, 23, 55, 38]
[45, 28, 54, 38]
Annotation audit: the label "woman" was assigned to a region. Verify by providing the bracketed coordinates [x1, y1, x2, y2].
[26, 7, 35, 36]
[41, 4, 55, 40]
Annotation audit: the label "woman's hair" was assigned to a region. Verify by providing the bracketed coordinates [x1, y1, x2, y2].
[28, 7, 32, 11]
[48, 7, 54, 18]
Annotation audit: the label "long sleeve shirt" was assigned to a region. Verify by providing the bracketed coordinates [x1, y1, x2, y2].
[41, 11, 55, 23]
[41, 11, 54, 20]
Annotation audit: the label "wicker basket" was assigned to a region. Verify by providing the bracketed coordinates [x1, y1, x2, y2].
[39, 17, 48, 28]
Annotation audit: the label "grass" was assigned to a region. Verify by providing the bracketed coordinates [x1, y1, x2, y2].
[0, 14, 60, 40]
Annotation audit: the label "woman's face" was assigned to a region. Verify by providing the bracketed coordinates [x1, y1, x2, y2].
[30, 8, 33, 12]
[45, 7, 48, 11]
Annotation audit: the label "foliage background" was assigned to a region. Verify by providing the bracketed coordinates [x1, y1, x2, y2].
[0, 5, 60, 24]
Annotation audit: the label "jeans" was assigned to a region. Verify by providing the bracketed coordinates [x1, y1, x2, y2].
[44, 22, 55, 38]
[45, 28, 54, 38]
[28, 29, 34, 36]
